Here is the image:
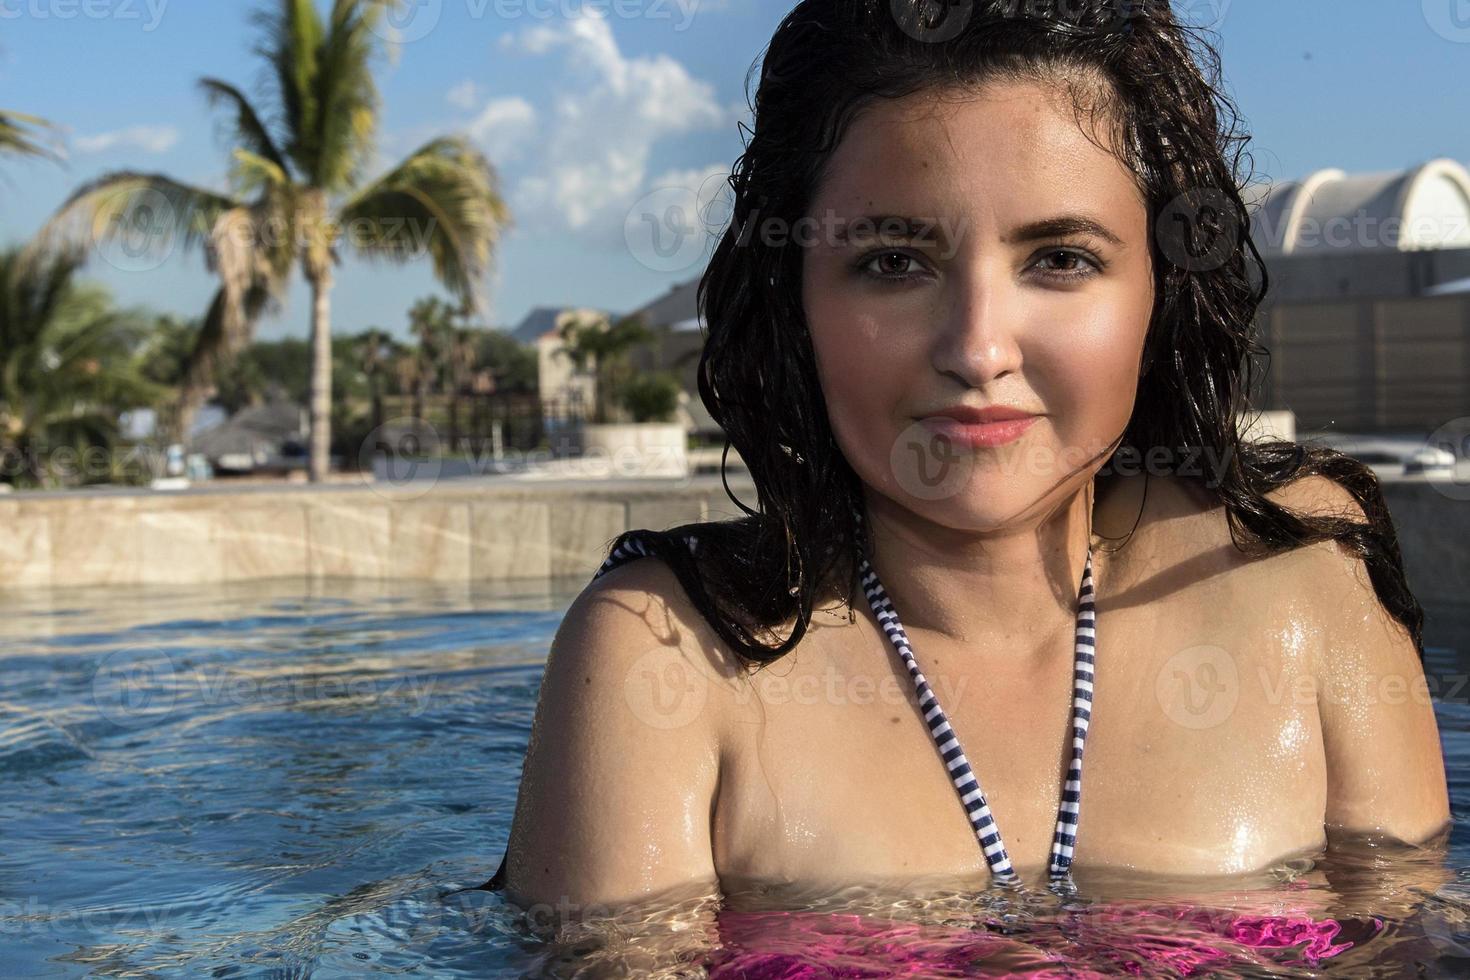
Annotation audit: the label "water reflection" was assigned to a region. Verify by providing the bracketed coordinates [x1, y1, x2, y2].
[1, 582, 1468, 977]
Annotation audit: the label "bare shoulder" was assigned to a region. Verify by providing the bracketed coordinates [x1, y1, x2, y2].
[1137, 468, 1368, 563]
[582, 552, 751, 702]
[1100, 470, 1387, 639]
[1134, 469, 1447, 842]
[501, 553, 740, 911]
[1259, 474, 1449, 843]
[1261, 471, 1405, 618]
[1264, 471, 1371, 523]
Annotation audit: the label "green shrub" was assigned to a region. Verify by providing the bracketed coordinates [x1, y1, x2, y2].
[617, 373, 682, 423]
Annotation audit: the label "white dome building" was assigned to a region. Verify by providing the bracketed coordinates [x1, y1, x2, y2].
[1250, 157, 1470, 256]
[1248, 158, 1470, 434]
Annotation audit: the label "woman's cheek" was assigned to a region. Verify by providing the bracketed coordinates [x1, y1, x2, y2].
[1027, 309, 1142, 458]
[808, 306, 913, 488]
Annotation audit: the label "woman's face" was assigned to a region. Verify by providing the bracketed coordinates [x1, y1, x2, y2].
[800, 79, 1155, 533]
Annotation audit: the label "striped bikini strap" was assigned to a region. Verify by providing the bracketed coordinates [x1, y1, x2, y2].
[592, 530, 700, 581]
[852, 503, 1099, 889]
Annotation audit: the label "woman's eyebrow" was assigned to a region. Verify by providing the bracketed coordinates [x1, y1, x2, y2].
[831, 215, 954, 248]
[1005, 215, 1124, 247]
[828, 213, 1123, 250]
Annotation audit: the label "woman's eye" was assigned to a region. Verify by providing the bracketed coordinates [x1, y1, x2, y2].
[1033, 248, 1101, 281]
[856, 247, 1103, 283]
[858, 250, 925, 281]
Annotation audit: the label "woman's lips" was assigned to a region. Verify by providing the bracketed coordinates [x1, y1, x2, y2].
[916, 414, 1038, 448]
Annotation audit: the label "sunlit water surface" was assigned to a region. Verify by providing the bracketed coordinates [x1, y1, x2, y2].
[3, 578, 1470, 977]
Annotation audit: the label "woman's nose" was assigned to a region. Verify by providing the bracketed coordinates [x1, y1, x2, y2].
[930, 269, 1025, 388]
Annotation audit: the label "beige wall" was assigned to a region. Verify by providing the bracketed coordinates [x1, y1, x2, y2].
[0, 475, 757, 590]
[0, 476, 1463, 624]
[1261, 294, 1470, 431]
[536, 308, 605, 419]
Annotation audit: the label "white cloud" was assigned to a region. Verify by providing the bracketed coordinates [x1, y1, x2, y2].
[467, 96, 537, 162]
[73, 125, 180, 155]
[447, 79, 481, 110]
[500, 8, 729, 233]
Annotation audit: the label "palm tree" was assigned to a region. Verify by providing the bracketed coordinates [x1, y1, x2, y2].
[556, 312, 656, 425]
[37, 0, 512, 481]
[352, 327, 394, 434]
[0, 246, 165, 488]
[0, 110, 61, 163]
[392, 347, 422, 420]
[407, 295, 458, 433]
[446, 324, 480, 450]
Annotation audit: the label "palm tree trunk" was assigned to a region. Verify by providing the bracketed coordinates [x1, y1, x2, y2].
[449, 394, 459, 453]
[171, 352, 214, 446]
[308, 267, 333, 482]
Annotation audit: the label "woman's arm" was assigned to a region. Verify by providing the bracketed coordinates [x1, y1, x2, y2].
[1289, 477, 1452, 844]
[501, 556, 727, 927]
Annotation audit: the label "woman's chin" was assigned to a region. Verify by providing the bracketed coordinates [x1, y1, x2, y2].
[919, 494, 1063, 534]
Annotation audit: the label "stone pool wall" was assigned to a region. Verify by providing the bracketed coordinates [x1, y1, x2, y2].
[0, 475, 1464, 612]
[0, 475, 758, 590]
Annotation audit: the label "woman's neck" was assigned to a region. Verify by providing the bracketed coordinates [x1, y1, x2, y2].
[859, 480, 1098, 647]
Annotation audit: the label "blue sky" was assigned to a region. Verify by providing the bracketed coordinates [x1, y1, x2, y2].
[3, 0, 1467, 342]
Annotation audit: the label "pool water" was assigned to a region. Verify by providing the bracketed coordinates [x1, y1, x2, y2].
[4, 578, 1470, 978]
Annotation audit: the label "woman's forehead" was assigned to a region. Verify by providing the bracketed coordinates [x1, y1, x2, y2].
[810, 85, 1145, 242]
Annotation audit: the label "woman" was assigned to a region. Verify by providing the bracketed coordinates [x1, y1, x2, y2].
[486, 0, 1450, 923]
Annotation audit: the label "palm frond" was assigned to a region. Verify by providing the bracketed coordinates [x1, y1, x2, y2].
[198, 78, 290, 177]
[180, 273, 280, 402]
[251, 0, 324, 176]
[0, 109, 62, 161]
[229, 147, 291, 200]
[29, 171, 241, 270]
[0, 246, 166, 468]
[336, 135, 513, 314]
[309, 0, 388, 191]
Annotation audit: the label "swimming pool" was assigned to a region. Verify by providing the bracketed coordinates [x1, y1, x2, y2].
[3, 577, 1470, 977]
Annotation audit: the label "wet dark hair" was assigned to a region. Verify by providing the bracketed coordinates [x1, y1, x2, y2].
[610, 0, 1424, 667]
